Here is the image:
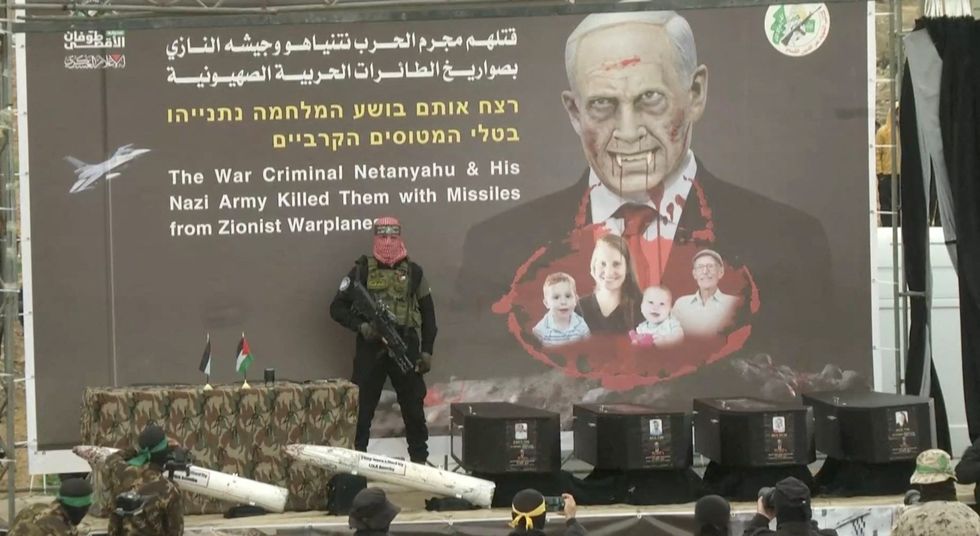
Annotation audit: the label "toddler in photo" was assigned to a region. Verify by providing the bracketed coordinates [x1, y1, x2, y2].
[533, 272, 591, 347]
[630, 285, 684, 347]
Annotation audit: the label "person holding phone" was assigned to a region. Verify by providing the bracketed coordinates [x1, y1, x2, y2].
[507, 489, 586, 535]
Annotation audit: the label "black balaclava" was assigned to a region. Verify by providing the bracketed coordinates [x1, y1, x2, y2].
[127, 424, 171, 467]
[58, 477, 93, 526]
[916, 479, 958, 502]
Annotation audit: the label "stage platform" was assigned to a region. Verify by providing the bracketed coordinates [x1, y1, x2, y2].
[3, 485, 976, 536]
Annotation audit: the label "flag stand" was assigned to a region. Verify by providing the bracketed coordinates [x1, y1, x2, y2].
[236, 332, 253, 390]
[200, 333, 213, 391]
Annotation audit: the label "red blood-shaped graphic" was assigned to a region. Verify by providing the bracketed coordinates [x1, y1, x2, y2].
[492, 179, 760, 391]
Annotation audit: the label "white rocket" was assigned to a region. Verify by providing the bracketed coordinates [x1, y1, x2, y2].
[284, 444, 495, 508]
[73, 445, 289, 513]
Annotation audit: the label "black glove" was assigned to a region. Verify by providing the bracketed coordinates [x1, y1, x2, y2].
[358, 322, 380, 341]
[416, 352, 432, 374]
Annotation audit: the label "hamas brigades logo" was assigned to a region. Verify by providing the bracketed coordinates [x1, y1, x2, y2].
[765, 3, 830, 57]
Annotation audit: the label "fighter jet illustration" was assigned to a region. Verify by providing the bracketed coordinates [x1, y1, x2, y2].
[65, 144, 151, 193]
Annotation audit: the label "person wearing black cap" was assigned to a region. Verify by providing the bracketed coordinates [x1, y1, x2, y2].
[743, 477, 837, 536]
[104, 424, 184, 535]
[508, 489, 586, 536]
[8, 478, 93, 535]
[695, 494, 731, 536]
[348, 487, 401, 535]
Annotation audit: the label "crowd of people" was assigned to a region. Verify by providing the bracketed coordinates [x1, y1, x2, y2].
[8, 425, 980, 534]
[347, 452, 980, 536]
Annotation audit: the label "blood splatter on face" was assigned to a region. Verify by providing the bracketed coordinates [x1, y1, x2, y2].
[563, 23, 705, 198]
[668, 109, 687, 143]
[602, 55, 642, 70]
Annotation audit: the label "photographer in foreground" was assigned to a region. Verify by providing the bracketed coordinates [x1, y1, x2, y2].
[744, 477, 836, 536]
[508, 489, 585, 535]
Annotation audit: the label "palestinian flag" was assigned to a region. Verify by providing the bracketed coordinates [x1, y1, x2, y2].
[199, 334, 211, 375]
[235, 334, 253, 374]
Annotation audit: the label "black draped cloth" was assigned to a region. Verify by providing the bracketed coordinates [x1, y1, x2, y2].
[901, 17, 980, 446]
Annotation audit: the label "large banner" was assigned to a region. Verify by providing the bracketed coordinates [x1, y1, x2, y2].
[21, 2, 874, 450]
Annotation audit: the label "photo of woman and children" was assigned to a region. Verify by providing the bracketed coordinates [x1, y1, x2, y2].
[531, 235, 740, 353]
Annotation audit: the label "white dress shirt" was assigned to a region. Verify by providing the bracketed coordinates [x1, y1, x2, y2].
[589, 150, 698, 241]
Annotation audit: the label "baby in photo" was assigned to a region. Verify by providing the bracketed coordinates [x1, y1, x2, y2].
[533, 272, 591, 347]
[630, 286, 684, 347]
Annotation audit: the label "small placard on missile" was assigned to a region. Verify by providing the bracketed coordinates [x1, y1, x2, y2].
[358, 454, 407, 476]
[173, 468, 211, 487]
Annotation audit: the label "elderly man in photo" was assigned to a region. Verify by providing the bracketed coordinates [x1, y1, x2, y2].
[673, 249, 738, 337]
[455, 9, 835, 377]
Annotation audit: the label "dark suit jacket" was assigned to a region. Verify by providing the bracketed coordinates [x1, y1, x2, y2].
[453, 163, 836, 379]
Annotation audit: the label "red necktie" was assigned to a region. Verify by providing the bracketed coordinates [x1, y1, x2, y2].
[613, 204, 659, 287]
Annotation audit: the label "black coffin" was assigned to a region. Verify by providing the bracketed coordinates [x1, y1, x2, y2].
[694, 397, 813, 467]
[450, 402, 561, 474]
[573, 403, 692, 470]
[802, 390, 935, 462]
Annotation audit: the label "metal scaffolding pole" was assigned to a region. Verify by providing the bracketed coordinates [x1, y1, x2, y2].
[888, 0, 905, 394]
[0, 0, 19, 523]
[873, 0, 908, 394]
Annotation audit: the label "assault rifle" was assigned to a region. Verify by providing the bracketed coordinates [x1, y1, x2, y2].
[349, 279, 414, 374]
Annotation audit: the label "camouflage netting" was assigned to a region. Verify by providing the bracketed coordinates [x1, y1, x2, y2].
[80, 380, 358, 517]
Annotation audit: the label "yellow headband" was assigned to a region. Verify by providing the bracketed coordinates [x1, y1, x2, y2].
[509, 501, 546, 529]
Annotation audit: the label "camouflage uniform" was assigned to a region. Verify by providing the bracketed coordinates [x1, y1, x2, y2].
[8, 502, 78, 536]
[891, 448, 980, 536]
[891, 500, 980, 536]
[105, 449, 184, 535]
